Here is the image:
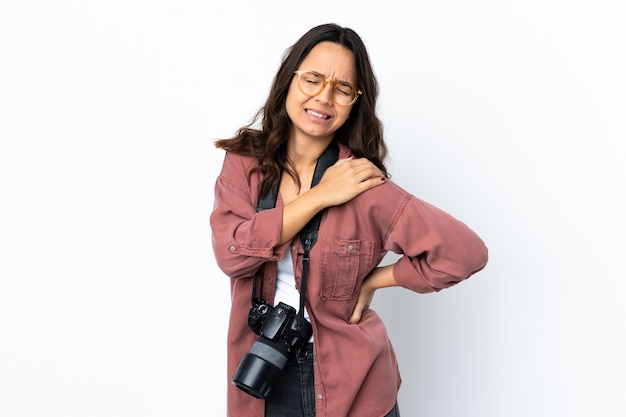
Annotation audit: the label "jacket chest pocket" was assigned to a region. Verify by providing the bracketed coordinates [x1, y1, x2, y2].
[319, 236, 375, 300]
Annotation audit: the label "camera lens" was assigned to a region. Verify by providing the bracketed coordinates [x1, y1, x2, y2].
[231, 337, 289, 399]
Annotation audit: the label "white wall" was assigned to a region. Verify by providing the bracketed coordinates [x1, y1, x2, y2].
[1, 1, 624, 416]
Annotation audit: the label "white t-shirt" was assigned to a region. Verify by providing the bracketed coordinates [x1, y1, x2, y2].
[274, 250, 313, 341]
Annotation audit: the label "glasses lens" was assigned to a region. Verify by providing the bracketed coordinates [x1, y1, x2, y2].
[332, 83, 357, 106]
[298, 71, 324, 96]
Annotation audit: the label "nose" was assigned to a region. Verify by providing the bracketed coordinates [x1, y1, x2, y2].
[315, 82, 333, 105]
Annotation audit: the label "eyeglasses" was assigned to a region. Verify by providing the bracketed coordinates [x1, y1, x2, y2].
[293, 70, 362, 106]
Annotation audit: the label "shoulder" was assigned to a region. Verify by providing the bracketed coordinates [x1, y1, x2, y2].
[213, 151, 262, 198]
[372, 177, 412, 202]
[218, 151, 259, 177]
[352, 179, 413, 224]
[222, 150, 258, 168]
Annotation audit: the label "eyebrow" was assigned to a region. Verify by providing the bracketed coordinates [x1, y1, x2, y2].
[309, 70, 355, 85]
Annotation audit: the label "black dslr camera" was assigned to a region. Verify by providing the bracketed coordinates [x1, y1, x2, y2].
[231, 300, 313, 399]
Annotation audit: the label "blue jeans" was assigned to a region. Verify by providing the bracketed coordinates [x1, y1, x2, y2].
[265, 344, 400, 417]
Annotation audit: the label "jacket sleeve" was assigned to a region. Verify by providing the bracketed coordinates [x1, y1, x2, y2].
[210, 152, 284, 279]
[385, 193, 488, 293]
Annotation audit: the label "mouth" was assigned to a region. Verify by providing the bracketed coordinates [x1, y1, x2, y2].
[305, 108, 331, 120]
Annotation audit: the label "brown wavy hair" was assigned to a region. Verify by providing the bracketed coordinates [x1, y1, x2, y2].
[214, 23, 388, 198]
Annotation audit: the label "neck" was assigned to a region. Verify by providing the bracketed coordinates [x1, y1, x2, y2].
[287, 136, 334, 171]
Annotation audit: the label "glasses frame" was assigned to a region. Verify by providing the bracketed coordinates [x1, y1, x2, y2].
[293, 70, 362, 106]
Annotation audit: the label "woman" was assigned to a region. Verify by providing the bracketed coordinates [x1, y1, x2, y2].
[211, 23, 488, 417]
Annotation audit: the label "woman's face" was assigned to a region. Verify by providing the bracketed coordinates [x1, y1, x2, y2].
[285, 41, 358, 144]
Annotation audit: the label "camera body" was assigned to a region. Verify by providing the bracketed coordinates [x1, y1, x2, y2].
[232, 301, 313, 399]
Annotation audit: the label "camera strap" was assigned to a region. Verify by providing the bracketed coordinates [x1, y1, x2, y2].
[254, 139, 339, 328]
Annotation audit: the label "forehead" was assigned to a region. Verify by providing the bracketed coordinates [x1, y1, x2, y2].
[298, 41, 357, 82]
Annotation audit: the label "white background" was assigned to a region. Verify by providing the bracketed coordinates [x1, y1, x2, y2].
[1, 1, 625, 416]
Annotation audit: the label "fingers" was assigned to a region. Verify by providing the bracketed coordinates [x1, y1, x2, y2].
[349, 286, 374, 324]
[334, 157, 384, 182]
[317, 157, 385, 207]
[349, 304, 366, 325]
[359, 175, 386, 191]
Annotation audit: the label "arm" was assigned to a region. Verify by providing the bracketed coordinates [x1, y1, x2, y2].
[349, 264, 397, 324]
[387, 195, 488, 293]
[210, 153, 285, 279]
[278, 157, 386, 246]
[350, 192, 488, 323]
[211, 153, 386, 278]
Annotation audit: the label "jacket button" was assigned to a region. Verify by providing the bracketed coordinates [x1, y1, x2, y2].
[228, 245, 236, 251]
[317, 394, 323, 400]
[347, 245, 354, 251]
